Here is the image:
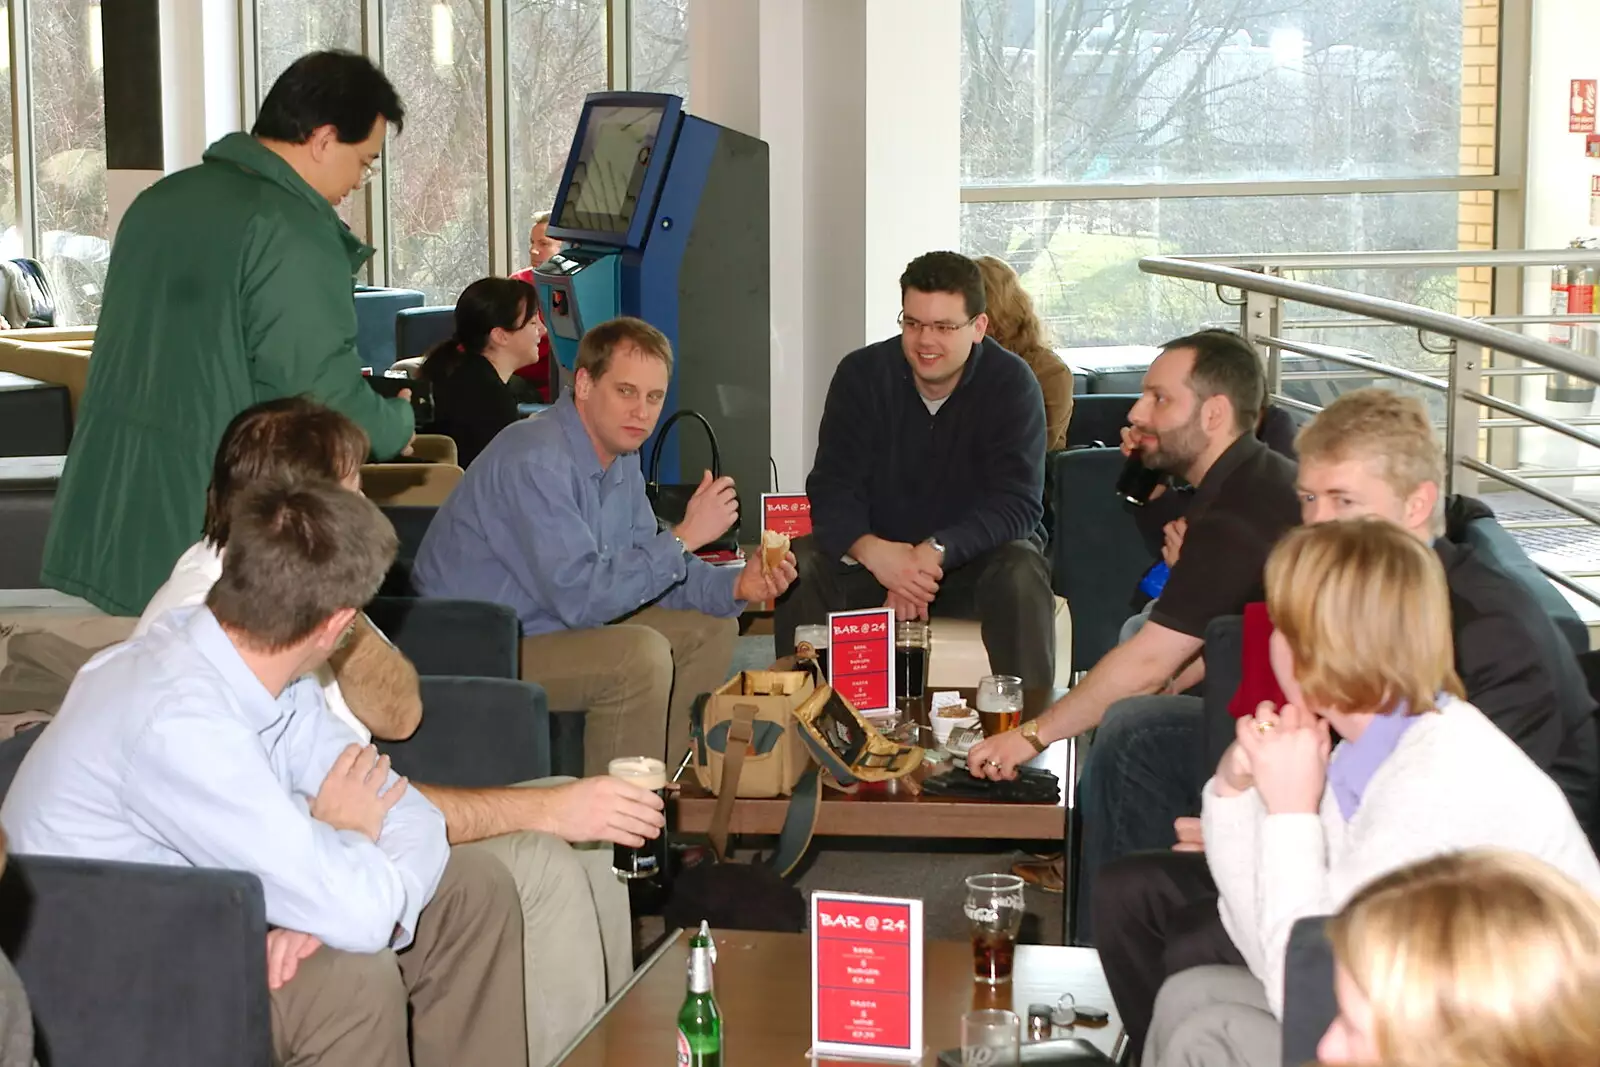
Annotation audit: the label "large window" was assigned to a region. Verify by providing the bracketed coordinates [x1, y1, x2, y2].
[631, 0, 688, 97]
[28, 0, 109, 325]
[383, 0, 489, 301]
[507, 0, 607, 276]
[961, 0, 1503, 346]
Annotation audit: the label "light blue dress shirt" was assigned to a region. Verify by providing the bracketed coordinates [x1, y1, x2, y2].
[0, 607, 448, 954]
[412, 395, 742, 634]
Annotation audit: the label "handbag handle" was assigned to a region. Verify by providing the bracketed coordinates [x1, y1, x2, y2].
[708, 702, 758, 862]
[648, 410, 722, 485]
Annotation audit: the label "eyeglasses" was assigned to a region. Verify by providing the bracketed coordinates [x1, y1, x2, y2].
[359, 156, 382, 188]
[898, 311, 976, 336]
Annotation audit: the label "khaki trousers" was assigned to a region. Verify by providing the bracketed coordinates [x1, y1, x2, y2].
[519, 606, 739, 776]
[269, 848, 527, 1067]
[464, 780, 634, 1066]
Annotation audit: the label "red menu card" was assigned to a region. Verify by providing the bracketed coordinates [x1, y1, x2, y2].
[828, 608, 894, 715]
[810, 891, 924, 1061]
[761, 493, 812, 539]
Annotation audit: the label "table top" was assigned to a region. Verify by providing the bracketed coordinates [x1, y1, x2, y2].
[555, 929, 1122, 1066]
[675, 688, 1081, 840]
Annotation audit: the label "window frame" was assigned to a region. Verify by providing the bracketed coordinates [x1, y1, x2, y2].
[958, 1, 1530, 314]
[235, 0, 668, 287]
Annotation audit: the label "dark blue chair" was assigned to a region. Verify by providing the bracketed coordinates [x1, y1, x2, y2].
[353, 286, 426, 376]
[395, 306, 457, 365]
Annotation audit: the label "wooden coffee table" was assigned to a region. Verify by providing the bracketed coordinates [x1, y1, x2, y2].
[554, 928, 1123, 1065]
[675, 688, 1082, 840]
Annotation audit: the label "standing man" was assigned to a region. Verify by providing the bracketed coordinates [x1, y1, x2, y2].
[413, 317, 797, 775]
[42, 50, 415, 617]
[776, 250, 1055, 687]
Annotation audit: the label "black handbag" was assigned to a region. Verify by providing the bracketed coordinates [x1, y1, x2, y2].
[645, 410, 740, 554]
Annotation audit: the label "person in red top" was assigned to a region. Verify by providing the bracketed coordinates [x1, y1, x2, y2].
[508, 210, 563, 404]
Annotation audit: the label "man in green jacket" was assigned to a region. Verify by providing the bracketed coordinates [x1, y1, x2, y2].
[42, 51, 416, 616]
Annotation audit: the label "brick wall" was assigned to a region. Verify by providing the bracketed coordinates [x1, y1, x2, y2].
[1457, 0, 1500, 316]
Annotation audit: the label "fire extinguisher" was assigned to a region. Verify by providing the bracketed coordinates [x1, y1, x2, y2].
[1548, 243, 1598, 402]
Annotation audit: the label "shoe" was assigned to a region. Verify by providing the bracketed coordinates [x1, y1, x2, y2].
[1012, 856, 1064, 894]
[1022, 849, 1063, 861]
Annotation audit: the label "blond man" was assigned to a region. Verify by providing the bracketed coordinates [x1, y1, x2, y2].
[413, 317, 797, 775]
[1079, 388, 1599, 947]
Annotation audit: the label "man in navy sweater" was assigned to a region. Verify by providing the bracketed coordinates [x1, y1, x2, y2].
[775, 251, 1055, 687]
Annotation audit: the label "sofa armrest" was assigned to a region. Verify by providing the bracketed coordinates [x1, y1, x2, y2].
[0, 854, 270, 1067]
[366, 596, 520, 680]
[383, 676, 551, 786]
[1280, 916, 1337, 1067]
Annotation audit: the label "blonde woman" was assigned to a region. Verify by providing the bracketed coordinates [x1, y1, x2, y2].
[975, 255, 1073, 451]
[1133, 519, 1600, 1067]
[1319, 849, 1600, 1066]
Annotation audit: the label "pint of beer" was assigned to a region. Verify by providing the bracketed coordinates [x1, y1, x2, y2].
[609, 756, 669, 880]
[976, 674, 1024, 737]
[964, 873, 1026, 985]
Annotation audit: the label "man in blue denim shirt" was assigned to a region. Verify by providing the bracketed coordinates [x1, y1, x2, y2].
[414, 317, 796, 776]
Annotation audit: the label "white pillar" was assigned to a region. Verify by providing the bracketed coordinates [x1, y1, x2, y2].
[159, 0, 241, 172]
[688, 0, 961, 488]
[1523, 0, 1600, 300]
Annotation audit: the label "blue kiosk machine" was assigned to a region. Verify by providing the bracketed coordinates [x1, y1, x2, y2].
[536, 92, 770, 524]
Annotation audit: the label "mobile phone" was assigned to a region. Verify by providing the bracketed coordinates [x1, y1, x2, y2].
[366, 374, 434, 428]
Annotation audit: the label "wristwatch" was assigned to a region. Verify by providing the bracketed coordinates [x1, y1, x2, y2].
[923, 536, 947, 563]
[1020, 719, 1047, 754]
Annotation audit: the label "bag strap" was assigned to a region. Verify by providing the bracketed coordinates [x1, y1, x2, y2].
[707, 702, 758, 861]
[647, 409, 722, 484]
[764, 766, 822, 878]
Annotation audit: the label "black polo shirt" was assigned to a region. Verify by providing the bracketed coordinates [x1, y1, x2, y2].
[1147, 433, 1301, 638]
[1437, 539, 1600, 838]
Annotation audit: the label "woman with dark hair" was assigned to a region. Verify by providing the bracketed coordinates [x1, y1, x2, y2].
[419, 276, 544, 467]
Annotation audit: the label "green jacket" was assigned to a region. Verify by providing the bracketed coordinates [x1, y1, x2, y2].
[41, 133, 414, 616]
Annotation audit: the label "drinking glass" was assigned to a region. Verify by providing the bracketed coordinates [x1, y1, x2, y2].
[975, 675, 1024, 737]
[964, 873, 1025, 985]
[608, 757, 668, 879]
[960, 1009, 1020, 1066]
[895, 619, 929, 700]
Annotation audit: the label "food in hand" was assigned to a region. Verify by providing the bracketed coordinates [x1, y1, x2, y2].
[761, 529, 790, 571]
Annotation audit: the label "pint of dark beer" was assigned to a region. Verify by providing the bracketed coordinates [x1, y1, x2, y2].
[964, 873, 1026, 985]
[609, 756, 669, 880]
[895, 620, 929, 700]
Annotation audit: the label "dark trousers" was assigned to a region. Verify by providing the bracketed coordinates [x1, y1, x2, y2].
[1076, 695, 1208, 944]
[774, 535, 1056, 689]
[1094, 850, 1243, 1063]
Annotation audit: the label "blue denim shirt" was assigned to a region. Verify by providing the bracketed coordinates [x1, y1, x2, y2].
[412, 396, 742, 634]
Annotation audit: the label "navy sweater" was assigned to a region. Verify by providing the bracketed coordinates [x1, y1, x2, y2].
[807, 335, 1046, 569]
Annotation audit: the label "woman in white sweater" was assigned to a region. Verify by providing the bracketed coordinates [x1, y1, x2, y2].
[1144, 519, 1600, 1067]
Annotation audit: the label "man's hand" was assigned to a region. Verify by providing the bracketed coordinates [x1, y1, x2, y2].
[1172, 816, 1204, 853]
[1236, 703, 1331, 815]
[884, 589, 927, 622]
[734, 551, 798, 604]
[547, 776, 667, 846]
[858, 539, 940, 606]
[311, 743, 409, 842]
[265, 929, 322, 991]
[965, 729, 1037, 782]
[1161, 518, 1187, 568]
[673, 471, 739, 553]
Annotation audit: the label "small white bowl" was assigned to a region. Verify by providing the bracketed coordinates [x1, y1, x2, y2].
[931, 708, 980, 748]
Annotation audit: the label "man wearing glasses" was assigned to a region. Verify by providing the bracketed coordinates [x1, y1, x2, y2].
[776, 250, 1055, 688]
[40, 50, 415, 619]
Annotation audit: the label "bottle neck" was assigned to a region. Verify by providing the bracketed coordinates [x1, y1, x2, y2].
[687, 945, 714, 994]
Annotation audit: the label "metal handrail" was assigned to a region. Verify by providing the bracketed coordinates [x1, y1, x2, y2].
[1139, 256, 1600, 387]
[1282, 314, 1600, 330]
[1174, 249, 1600, 270]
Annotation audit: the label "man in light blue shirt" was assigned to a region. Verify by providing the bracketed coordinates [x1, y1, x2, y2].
[414, 316, 797, 776]
[2, 481, 525, 1067]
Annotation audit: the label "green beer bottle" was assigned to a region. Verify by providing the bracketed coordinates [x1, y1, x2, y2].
[676, 921, 722, 1067]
